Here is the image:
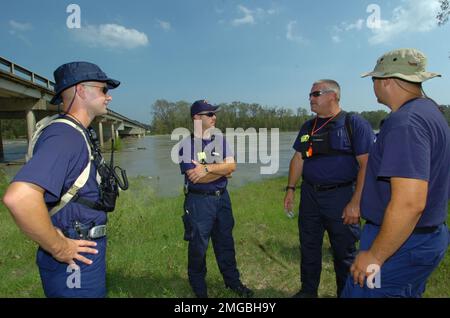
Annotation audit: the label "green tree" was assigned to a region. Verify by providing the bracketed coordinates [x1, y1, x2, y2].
[439, 105, 450, 125]
[150, 99, 190, 134]
[437, 0, 450, 58]
[0, 119, 27, 139]
[437, 0, 449, 26]
[360, 110, 389, 130]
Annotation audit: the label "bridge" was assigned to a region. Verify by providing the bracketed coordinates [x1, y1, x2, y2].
[0, 56, 149, 159]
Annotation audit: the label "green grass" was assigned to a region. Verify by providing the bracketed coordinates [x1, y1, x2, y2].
[112, 136, 123, 152]
[0, 171, 449, 298]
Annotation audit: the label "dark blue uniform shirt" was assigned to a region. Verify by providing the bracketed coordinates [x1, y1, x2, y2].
[293, 113, 374, 184]
[361, 98, 450, 227]
[13, 123, 106, 231]
[179, 135, 233, 192]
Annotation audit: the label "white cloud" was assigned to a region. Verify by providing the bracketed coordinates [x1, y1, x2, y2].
[331, 18, 365, 43]
[345, 19, 365, 31]
[286, 21, 307, 44]
[73, 24, 149, 49]
[332, 35, 341, 43]
[333, 25, 344, 33]
[232, 5, 255, 26]
[230, 5, 278, 26]
[157, 20, 171, 31]
[369, 0, 440, 45]
[9, 20, 32, 32]
[9, 20, 33, 46]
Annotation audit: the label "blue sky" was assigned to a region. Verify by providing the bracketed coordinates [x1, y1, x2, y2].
[1, 0, 449, 123]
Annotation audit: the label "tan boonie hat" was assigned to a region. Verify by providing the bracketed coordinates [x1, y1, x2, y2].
[362, 48, 441, 83]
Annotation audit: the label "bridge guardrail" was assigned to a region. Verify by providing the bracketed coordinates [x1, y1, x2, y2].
[0, 56, 55, 91]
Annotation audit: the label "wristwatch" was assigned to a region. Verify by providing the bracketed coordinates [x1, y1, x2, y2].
[285, 186, 296, 192]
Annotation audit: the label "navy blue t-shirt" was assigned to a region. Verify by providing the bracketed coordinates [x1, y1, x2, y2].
[13, 122, 106, 231]
[179, 135, 234, 192]
[361, 98, 450, 227]
[293, 112, 375, 184]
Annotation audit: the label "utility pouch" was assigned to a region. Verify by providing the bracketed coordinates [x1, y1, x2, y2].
[182, 212, 193, 241]
[99, 180, 119, 212]
[72, 137, 129, 212]
[298, 136, 310, 160]
[310, 132, 331, 156]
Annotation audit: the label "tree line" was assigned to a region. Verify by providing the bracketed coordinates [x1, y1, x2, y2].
[0, 104, 448, 139]
[150, 99, 312, 134]
[149, 99, 450, 135]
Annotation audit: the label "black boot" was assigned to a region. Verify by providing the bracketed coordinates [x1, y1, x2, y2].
[291, 289, 318, 298]
[227, 283, 254, 298]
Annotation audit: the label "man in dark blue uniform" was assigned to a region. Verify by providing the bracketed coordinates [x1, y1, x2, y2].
[3, 62, 120, 297]
[341, 48, 450, 298]
[284, 79, 375, 298]
[179, 100, 253, 298]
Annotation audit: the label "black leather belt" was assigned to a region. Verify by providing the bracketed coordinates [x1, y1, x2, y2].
[186, 188, 226, 197]
[305, 180, 354, 192]
[365, 220, 438, 234]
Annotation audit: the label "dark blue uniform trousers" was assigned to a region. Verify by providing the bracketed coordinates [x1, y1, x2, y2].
[183, 190, 241, 295]
[37, 236, 107, 298]
[298, 182, 360, 297]
[341, 223, 449, 298]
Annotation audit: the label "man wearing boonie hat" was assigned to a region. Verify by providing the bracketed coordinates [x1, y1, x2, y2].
[341, 48, 450, 298]
[3, 62, 120, 297]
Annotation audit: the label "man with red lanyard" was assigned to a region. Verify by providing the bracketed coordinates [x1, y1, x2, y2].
[284, 79, 375, 298]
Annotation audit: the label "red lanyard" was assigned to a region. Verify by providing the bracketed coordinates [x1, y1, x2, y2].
[311, 112, 339, 136]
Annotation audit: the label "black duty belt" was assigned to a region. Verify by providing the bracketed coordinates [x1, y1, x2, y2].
[64, 222, 107, 240]
[305, 180, 354, 192]
[185, 188, 226, 197]
[365, 220, 438, 234]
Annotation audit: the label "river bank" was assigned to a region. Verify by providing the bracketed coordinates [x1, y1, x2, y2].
[0, 174, 448, 298]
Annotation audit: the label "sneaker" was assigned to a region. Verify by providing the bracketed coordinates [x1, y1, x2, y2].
[227, 284, 254, 298]
[291, 290, 318, 298]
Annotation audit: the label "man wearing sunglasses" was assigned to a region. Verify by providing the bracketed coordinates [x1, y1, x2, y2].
[284, 79, 374, 298]
[3, 62, 119, 297]
[341, 49, 450, 298]
[178, 100, 253, 298]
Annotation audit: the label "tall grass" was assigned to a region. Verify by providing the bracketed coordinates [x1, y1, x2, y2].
[0, 172, 448, 298]
[113, 137, 123, 152]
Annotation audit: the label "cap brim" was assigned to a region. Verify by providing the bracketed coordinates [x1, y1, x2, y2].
[105, 78, 120, 89]
[50, 94, 62, 105]
[197, 106, 220, 114]
[361, 71, 441, 83]
[361, 71, 376, 78]
[50, 78, 120, 105]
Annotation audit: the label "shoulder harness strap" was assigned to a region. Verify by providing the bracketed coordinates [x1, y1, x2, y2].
[344, 112, 354, 155]
[27, 115, 93, 217]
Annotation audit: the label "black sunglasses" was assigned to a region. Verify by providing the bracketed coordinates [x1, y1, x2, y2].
[200, 112, 216, 117]
[309, 89, 334, 98]
[82, 84, 109, 95]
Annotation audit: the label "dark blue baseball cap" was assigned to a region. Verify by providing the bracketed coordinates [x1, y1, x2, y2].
[50, 61, 120, 105]
[190, 100, 220, 117]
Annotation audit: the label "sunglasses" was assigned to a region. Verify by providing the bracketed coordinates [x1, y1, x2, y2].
[199, 112, 216, 117]
[82, 84, 109, 95]
[309, 89, 334, 98]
